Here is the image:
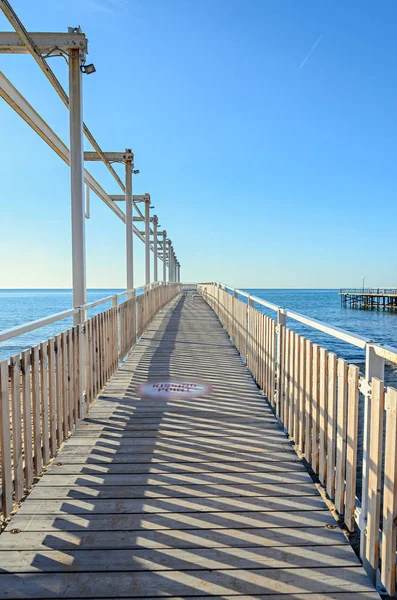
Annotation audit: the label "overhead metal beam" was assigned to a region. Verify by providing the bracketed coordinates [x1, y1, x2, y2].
[0, 31, 88, 55]
[84, 151, 134, 162]
[133, 193, 150, 203]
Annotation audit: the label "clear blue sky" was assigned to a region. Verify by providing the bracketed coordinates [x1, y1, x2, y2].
[1, 0, 396, 289]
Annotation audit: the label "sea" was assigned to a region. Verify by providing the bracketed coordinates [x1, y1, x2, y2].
[1, 288, 397, 370]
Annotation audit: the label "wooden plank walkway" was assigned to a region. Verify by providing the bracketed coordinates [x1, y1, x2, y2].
[0, 294, 378, 598]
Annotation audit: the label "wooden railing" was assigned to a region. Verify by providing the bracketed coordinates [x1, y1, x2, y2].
[198, 281, 397, 597]
[0, 282, 181, 519]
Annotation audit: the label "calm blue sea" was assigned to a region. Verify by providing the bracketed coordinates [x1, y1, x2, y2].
[0, 289, 124, 360]
[1, 288, 397, 363]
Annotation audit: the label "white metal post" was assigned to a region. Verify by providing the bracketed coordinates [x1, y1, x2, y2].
[153, 215, 158, 282]
[69, 47, 86, 325]
[125, 151, 133, 296]
[144, 197, 150, 286]
[360, 343, 385, 582]
[163, 231, 167, 282]
[171, 249, 175, 282]
[167, 240, 172, 282]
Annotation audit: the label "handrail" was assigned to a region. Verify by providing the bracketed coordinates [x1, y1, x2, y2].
[0, 283, 170, 344]
[206, 281, 397, 364]
[0, 308, 78, 343]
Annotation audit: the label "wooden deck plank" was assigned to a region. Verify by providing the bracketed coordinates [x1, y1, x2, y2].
[15, 495, 325, 515]
[45, 460, 305, 475]
[27, 481, 318, 500]
[0, 568, 376, 598]
[34, 471, 313, 487]
[0, 294, 376, 599]
[0, 526, 349, 551]
[0, 545, 359, 573]
[9, 509, 334, 532]
[53, 449, 299, 463]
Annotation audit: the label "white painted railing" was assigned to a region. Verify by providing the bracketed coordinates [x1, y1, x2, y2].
[0, 282, 181, 519]
[198, 281, 397, 597]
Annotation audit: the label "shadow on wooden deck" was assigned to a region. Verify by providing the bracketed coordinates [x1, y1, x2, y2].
[0, 294, 378, 598]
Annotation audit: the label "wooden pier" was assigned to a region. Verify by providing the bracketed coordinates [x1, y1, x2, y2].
[339, 288, 397, 309]
[0, 294, 377, 598]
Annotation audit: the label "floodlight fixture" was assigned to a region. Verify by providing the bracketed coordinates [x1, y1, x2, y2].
[80, 63, 96, 75]
[133, 169, 140, 174]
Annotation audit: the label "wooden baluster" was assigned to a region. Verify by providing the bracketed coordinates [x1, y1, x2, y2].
[345, 364, 359, 531]
[326, 353, 337, 499]
[10, 355, 23, 502]
[381, 386, 397, 597]
[335, 358, 348, 514]
[319, 347, 328, 485]
[21, 349, 33, 489]
[0, 361, 13, 517]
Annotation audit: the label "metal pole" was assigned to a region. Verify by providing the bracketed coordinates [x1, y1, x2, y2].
[163, 230, 167, 282]
[125, 152, 133, 295]
[153, 215, 158, 282]
[69, 48, 86, 325]
[145, 198, 150, 286]
[168, 239, 172, 282]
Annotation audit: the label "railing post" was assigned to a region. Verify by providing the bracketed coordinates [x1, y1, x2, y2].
[276, 308, 287, 419]
[233, 289, 238, 344]
[246, 295, 253, 365]
[78, 307, 85, 418]
[360, 343, 385, 583]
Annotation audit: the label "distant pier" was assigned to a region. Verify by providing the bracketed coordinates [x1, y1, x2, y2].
[339, 288, 397, 309]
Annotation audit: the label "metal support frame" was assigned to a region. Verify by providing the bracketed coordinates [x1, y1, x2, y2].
[153, 215, 158, 282]
[144, 197, 151, 285]
[0, 5, 182, 296]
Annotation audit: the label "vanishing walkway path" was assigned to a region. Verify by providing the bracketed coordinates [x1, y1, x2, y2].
[0, 294, 377, 598]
